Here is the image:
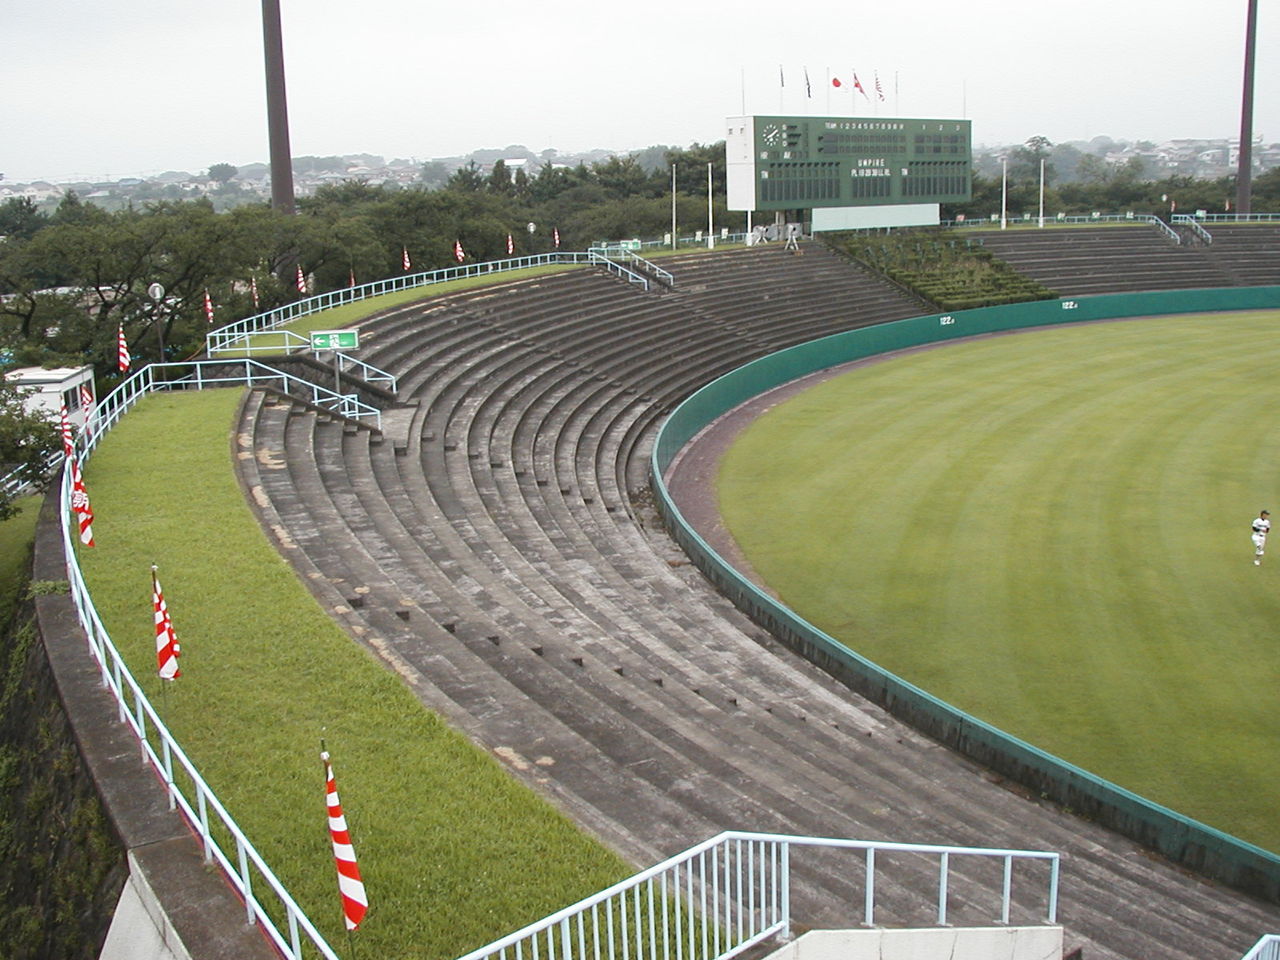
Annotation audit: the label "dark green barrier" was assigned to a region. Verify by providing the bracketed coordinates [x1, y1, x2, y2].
[651, 286, 1280, 903]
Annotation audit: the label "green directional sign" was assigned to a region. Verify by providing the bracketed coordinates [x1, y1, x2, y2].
[309, 330, 359, 350]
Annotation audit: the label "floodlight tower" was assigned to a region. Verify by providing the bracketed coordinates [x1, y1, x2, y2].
[262, 0, 296, 215]
[1235, 0, 1258, 215]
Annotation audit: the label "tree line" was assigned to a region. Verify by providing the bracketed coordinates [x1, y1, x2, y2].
[0, 143, 734, 378]
[2, 136, 1278, 382]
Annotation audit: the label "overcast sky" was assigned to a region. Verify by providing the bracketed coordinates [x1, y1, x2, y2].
[3, 0, 1275, 182]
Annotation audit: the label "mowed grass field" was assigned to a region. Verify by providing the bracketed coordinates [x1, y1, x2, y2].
[717, 310, 1280, 854]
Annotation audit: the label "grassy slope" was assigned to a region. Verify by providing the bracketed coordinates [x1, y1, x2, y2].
[0, 497, 41, 627]
[718, 311, 1280, 853]
[76, 391, 629, 959]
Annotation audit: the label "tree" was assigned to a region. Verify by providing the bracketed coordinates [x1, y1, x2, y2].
[0, 380, 59, 521]
[208, 163, 238, 183]
[447, 161, 485, 193]
[419, 161, 450, 189]
[0, 198, 48, 241]
[486, 160, 514, 197]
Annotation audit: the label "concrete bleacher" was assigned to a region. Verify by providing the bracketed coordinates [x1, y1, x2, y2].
[1195, 223, 1280, 286]
[969, 223, 1245, 295]
[235, 243, 1280, 960]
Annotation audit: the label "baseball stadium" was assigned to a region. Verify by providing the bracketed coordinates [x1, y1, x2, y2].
[24, 208, 1277, 960]
[10, 17, 1280, 959]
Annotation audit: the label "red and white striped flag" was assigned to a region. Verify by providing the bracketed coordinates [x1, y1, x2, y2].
[250, 274, 260, 311]
[203, 288, 215, 325]
[402, 246, 411, 271]
[59, 402, 75, 459]
[322, 750, 368, 930]
[506, 233, 514, 256]
[152, 565, 180, 681]
[117, 324, 131, 373]
[60, 405, 94, 546]
[78, 384, 94, 442]
[69, 458, 95, 547]
[453, 240, 465, 263]
[553, 227, 560, 249]
[296, 264, 307, 295]
[874, 71, 885, 101]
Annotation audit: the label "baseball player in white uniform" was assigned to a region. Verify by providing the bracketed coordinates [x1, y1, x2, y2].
[1252, 510, 1270, 565]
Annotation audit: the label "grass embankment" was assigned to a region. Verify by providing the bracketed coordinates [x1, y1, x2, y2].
[0, 497, 40, 627]
[828, 228, 1057, 310]
[718, 311, 1280, 854]
[76, 391, 629, 958]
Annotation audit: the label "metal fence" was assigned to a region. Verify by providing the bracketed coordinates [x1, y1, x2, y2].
[205, 251, 609, 356]
[1241, 935, 1280, 960]
[452, 831, 1060, 960]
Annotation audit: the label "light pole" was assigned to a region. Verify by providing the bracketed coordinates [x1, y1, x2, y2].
[147, 282, 166, 361]
[1000, 156, 1008, 230]
[1236, 0, 1259, 214]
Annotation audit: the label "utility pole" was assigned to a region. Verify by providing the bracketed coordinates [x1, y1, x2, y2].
[262, 0, 296, 215]
[1235, 0, 1258, 215]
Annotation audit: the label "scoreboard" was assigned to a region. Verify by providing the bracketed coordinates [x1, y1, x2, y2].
[726, 115, 972, 213]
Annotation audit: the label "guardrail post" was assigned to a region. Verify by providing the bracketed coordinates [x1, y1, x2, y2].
[938, 851, 949, 925]
[1047, 855, 1059, 924]
[1001, 855, 1012, 924]
[778, 841, 790, 940]
[863, 847, 875, 926]
[237, 836, 256, 925]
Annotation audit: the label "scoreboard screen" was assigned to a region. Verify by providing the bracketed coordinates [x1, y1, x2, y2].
[726, 115, 972, 212]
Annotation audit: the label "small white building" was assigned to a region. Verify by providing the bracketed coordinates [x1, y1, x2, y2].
[5, 365, 96, 432]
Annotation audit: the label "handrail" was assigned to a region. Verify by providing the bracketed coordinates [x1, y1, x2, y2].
[1149, 216, 1181, 245]
[586, 250, 650, 290]
[59, 361, 340, 960]
[1187, 213, 1280, 224]
[1172, 214, 1213, 244]
[205, 331, 398, 394]
[1239, 934, 1280, 960]
[452, 831, 1060, 960]
[129, 358, 383, 430]
[204, 252, 603, 356]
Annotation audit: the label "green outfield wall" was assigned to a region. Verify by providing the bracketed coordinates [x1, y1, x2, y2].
[651, 285, 1280, 903]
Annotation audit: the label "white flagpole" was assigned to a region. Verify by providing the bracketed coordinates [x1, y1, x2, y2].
[671, 163, 677, 249]
[1038, 158, 1046, 228]
[825, 67, 831, 113]
[1001, 156, 1008, 230]
[707, 162, 714, 250]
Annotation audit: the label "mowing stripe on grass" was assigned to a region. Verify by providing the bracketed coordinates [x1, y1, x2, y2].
[76, 389, 629, 959]
[718, 311, 1280, 854]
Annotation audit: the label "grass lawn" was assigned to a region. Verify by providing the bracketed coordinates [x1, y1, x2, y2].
[718, 310, 1280, 854]
[75, 390, 629, 959]
[0, 496, 42, 626]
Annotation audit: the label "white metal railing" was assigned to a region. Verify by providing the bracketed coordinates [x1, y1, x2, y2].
[1191, 213, 1280, 224]
[1150, 217, 1181, 245]
[204, 330, 398, 394]
[452, 831, 1060, 960]
[1173, 214, 1213, 244]
[2, 446, 62, 501]
[103, 359, 383, 430]
[587, 250, 651, 290]
[59, 365, 340, 960]
[588, 249, 676, 289]
[1240, 935, 1280, 960]
[204, 252, 606, 356]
